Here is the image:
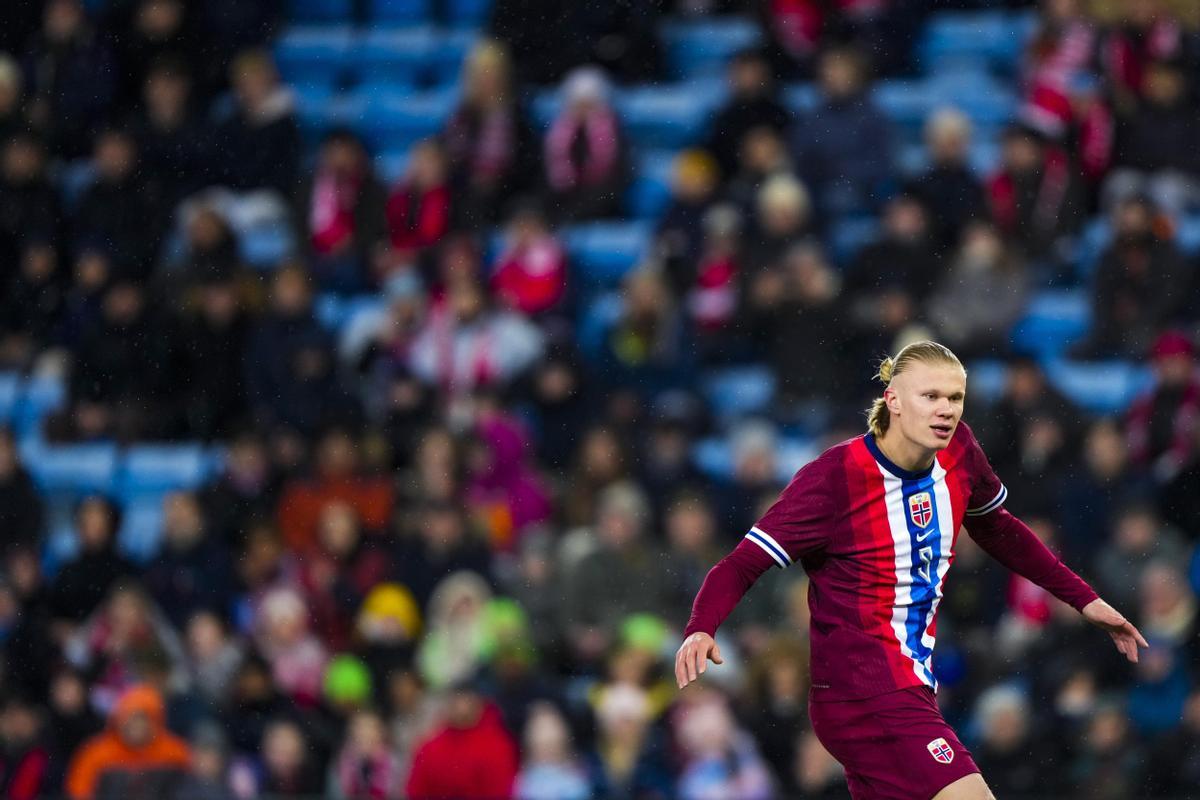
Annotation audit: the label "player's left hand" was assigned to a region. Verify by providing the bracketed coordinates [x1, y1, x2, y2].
[1081, 598, 1150, 663]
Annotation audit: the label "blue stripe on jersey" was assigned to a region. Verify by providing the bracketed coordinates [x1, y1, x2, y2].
[747, 528, 790, 567]
[901, 474, 940, 689]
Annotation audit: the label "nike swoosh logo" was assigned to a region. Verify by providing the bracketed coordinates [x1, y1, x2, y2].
[915, 527, 936, 542]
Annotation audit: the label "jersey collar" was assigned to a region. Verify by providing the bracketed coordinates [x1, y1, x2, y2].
[863, 433, 935, 480]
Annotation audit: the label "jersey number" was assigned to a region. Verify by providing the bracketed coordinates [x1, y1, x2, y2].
[917, 546, 934, 583]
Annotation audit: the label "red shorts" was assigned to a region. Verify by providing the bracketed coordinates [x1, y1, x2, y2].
[809, 686, 980, 800]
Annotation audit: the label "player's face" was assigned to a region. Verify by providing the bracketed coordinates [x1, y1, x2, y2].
[888, 362, 966, 452]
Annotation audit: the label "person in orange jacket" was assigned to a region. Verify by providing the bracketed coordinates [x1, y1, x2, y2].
[64, 684, 191, 800]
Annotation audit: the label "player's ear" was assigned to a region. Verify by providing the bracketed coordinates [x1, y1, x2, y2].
[885, 386, 901, 415]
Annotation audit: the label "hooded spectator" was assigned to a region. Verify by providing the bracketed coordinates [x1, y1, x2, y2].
[490, 203, 568, 318]
[213, 49, 299, 195]
[64, 685, 190, 800]
[1125, 330, 1200, 479]
[544, 67, 627, 222]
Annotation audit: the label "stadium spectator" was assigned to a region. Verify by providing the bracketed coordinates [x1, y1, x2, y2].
[133, 59, 211, 220]
[213, 49, 299, 196]
[656, 150, 721, 294]
[0, 132, 59, 269]
[705, 49, 791, 177]
[1106, 57, 1200, 218]
[0, 694, 50, 800]
[298, 129, 386, 294]
[253, 587, 329, 707]
[544, 67, 628, 222]
[172, 722, 232, 800]
[490, 203, 569, 318]
[970, 685, 1056, 798]
[255, 717, 324, 797]
[1125, 330, 1200, 479]
[910, 108, 988, 251]
[584, 681, 672, 797]
[741, 635, 809, 784]
[1145, 690, 1200, 796]
[49, 496, 135, 624]
[514, 701, 592, 800]
[23, 0, 116, 158]
[464, 411, 553, 553]
[415, 572, 494, 690]
[725, 126, 796, 219]
[976, 357, 1078, 476]
[330, 709, 403, 800]
[409, 275, 545, 398]
[675, 696, 773, 800]
[926, 219, 1030, 358]
[442, 41, 536, 230]
[0, 55, 26, 144]
[744, 173, 811, 274]
[1103, 0, 1192, 109]
[384, 139, 453, 273]
[1067, 700, 1146, 797]
[0, 428, 44, 550]
[404, 678, 519, 800]
[245, 265, 348, 434]
[790, 46, 893, 218]
[63, 684, 190, 800]
[0, 237, 63, 370]
[182, 611, 244, 707]
[1094, 504, 1187, 612]
[109, 0, 194, 110]
[987, 122, 1084, 263]
[142, 492, 234, 628]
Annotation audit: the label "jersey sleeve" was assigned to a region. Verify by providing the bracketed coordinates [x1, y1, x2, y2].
[746, 456, 836, 568]
[961, 423, 1008, 518]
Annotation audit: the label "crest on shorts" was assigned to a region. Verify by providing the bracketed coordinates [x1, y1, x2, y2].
[908, 491, 933, 528]
[927, 737, 954, 764]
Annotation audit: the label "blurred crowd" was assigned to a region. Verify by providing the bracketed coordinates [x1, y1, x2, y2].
[1, 0, 1200, 798]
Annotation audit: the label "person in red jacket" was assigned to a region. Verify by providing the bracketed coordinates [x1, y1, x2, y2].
[490, 203, 567, 318]
[405, 679, 519, 800]
[383, 139, 452, 276]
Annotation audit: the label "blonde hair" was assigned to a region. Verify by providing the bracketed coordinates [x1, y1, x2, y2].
[866, 341, 964, 437]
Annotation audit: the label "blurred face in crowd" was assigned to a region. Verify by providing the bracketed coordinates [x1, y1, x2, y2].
[231, 54, 278, 112]
[200, 280, 240, 326]
[119, 710, 154, 748]
[1144, 62, 1186, 107]
[1007, 361, 1045, 405]
[446, 688, 483, 729]
[408, 141, 447, 189]
[980, 698, 1029, 752]
[263, 722, 306, 775]
[1114, 507, 1157, 555]
[1114, 199, 1153, 241]
[958, 222, 1004, 272]
[316, 430, 357, 479]
[1083, 420, 1126, 479]
[21, 241, 57, 282]
[45, 0, 85, 43]
[729, 55, 770, 99]
[678, 700, 734, 758]
[1002, 131, 1041, 174]
[739, 126, 787, 175]
[0, 66, 20, 118]
[108, 587, 151, 641]
[187, 612, 227, 663]
[1140, 562, 1188, 620]
[818, 50, 865, 99]
[0, 430, 16, 479]
[1155, 350, 1194, 387]
[77, 497, 115, 551]
[579, 427, 622, 482]
[347, 711, 388, 754]
[3, 137, 44, 184]
[317, 501, 359, 557]
[665, 499, 714, 555]
[320, 135, 364, 177]
[597, 499, 643, 550]
[1085, 706, 1129, 754]
[103, 283, 145, 326]
[508, 209, 547, 246]
[270, 268, 312, 317]
[163, 492, 205, 550]
[448, 279, 486, 323]
[784, 244, 837, 303]
[187, 208, 232, 253]
[0, 701, 40, 748]
[464, 45, 510, 105]
[524, 703, 571, 764]
[136, 0, 184, 39]
[145, 68, 190, 124]
[420, 504, 465, 550]
[926, 112, 971, 166]
[883, 197, 928, 243]
[623, 271, 669, 321]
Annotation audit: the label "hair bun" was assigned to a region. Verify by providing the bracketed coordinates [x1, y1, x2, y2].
[877, 356, 895, 384]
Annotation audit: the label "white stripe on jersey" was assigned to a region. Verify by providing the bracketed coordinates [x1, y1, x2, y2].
[746, 526, 791, 568]
[920, 460, 956, 658]
[965, 483, 1007, 516]
[878, 467, 931, 688]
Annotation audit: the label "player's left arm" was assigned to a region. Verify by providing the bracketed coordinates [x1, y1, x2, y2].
[960, 423, 1148, 663]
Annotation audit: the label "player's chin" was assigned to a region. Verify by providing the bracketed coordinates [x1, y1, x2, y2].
[927, 423, 955, 448]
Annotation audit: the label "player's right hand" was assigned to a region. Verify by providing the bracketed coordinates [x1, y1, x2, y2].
[675, 632, 723, 689]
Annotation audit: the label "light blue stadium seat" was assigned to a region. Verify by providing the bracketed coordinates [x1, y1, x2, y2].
[369, 0, 431, 24]
[703, 365, 776, 419]
[693, 437, 733, 481]
[22, 442, 119, 495]
[660, 16, 762, 78]
[1073, 217, 1110, 281]
[1175, 215, 1200, 256]
[377, 150, 409, 184]
[617, 85, 722, 149]
[352, 27, 437, 88]
[118, 445, 222, 498]
[1042, 359, 1153, 415]
[625, 150, 676, 219]
[119, 495, 167, 564]
[356, 89, 454, 152]
[829, 216, 879, 265]
[288, 0, 353, 24]
[1009, 289, 1092, 357]
[918, 10, 1038, 75]
[576, 292, 623, 359]
[966, 359, 1010, 405]
[14, 375, 67, 437]
[0, 373, 20, 425]
[425, 29, 477, 86]
[447, 0, 492, 27]
[294, 91, 364, 147]
[275, 27, 354, 88]
[782, 83, 818, 115]
[563, 221, 652, 286]
[315, 293, 387, 334]
[240, 222, 296, 268]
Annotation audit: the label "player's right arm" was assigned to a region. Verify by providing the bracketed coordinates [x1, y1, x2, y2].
[675, 456, 836, 688]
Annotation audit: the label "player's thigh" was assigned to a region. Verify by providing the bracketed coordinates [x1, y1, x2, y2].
[931, 773, 995, 800]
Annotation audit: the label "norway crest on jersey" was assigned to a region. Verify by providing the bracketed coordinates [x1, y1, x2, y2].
[908, 491, 934, 528]
[927, 738, 954, 764]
